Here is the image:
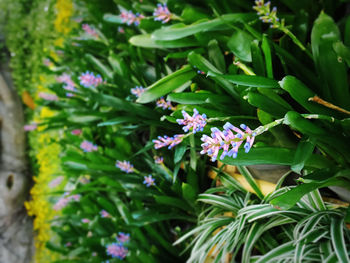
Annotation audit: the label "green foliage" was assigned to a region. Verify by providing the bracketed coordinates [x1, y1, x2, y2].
[4, 0, 350, 262]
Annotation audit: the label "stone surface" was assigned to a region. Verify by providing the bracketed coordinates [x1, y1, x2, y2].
[0, 61, 34, 262]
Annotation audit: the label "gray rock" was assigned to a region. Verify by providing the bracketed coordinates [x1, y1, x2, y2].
[0, 61, 34, 263]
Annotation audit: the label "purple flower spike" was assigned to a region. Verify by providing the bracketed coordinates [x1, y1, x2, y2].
[80, 140, 98, 152]
[176, 108, 207, 133]
[143, 175, 156, 187]
[200, 122, 255, 161]
[153, 3, 172, 23]
[120, 10, 144, 26]
[116, 160, 134, 173]
[106, 243, 128, 259]
[153, 134, 184, 149]
[131, 86, 145, 98]
[100, 210, 111, 218]
[117, 232, 130, 243]
[154, 156, 164, 164]
[82, 24, 99, 38]
[38, 92, 59, 101]
[156, 97, 175, 110]
[79, 71, 103, 88]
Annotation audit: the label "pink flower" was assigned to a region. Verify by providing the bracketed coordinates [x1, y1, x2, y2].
[24, 123, 37, 131]
[82, 24, 99, 38]
[120, 11, 144, 26]
[116, 232, 130, 243]
[82, 218, 90, 224]
[156, 97, 175, 110]
[143, 175, 156, 187]
[71, 129, 82, 135]
[48, 176, 64, 188]
[176, 108, 207, 133]
[80, 140, 98, 152]
[79, 71, 103, 88]
[154, 156, 163, 164]
[57, 73, 75, 87]
[116, 160, 134, 173]
[38, 92, 58, 101]
[130, 86, 145, 98]
[106, 243, 128, 259]
[153, 134, 184, 149]
[153, 3, 172, 23]
[200, 123, 256, 162]
[100, 210, 111, 218]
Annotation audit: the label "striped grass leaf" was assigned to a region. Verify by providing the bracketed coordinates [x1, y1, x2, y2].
[330, 217, 350, 263]
[255, 241, 295, 263]
[237, 166, 264, 199]
[198, 194, 241, 212]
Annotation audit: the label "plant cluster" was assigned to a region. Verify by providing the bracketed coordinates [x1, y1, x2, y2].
[4, 0, 350, 262]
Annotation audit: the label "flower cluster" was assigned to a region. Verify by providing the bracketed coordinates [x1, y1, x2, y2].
[143, 175, 156, 187]
[153, 134, 184, 149]
[120, 11, 145, 26]
[200, 123, 256, 162]
[80, 140, 98, 152]
[57, 73, 77, 97]
[24, 123, 38, 131]
[130, 86, 145, 98]
[106, 232, 130, 260]
[79, 71, 103, 88]
[154, 156, 163, 164]
[48, 176, 64, 188]
[156, 97, 176, 110]
[253, 0, 283, 29]
[100, 210, 111, 218]
[53, 193, 81, 211]
[106, 242, 128, 259]
[71, 129, 82, 135]
[117, 232, 130, 243]
[82, 218, 90, 223]
[82, 23, 99, 38]
[153, 3, 172, 23]
[38, 92, 59, 101]
[116, 160, 134, 173]
[176, 108, 207, 133]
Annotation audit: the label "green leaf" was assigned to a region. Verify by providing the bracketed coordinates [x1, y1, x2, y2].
[237, 166, 264, 199]
[251, 40, 266, 76]
[167, 92, 231, 105]
[182, 183, 197, 203]
[208, 39, 226, 73]
[279, 76, 339, 116]
[103, 14, 123, 24]
[152, 14, 256, 41]
[97, 116, 140, 126]
[255, 241, 294, 263]
[174, 143, 187, 164]
[85, 54, 113, 80]
[221, 147, 333, 169]
[271, 175, 349, 210]
[291, 136, 316, 174]
[333, 41, 350, 67]
[247, 91, 289, 118]
[154, 195, 192, 212]
[67, 114, 102, 123]
[227, 28, 253, 62]
[331, 217, 350, 263]
[137, 65, 196, 103]
[211, 74, 280, 89]
[311, 12, 350, 108]
[129, 34, 199, 48]
[262, 35, 273, 78]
